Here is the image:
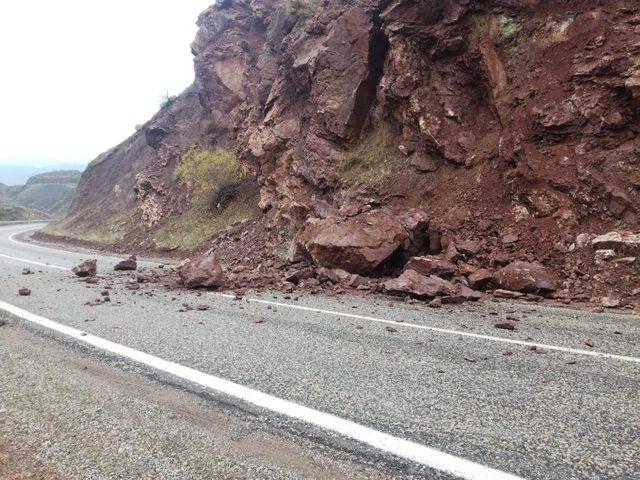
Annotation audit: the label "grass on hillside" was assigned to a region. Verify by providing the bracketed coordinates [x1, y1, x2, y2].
[338, 133, 406, 185]
[42, 210, 136, 244]
[153, 192, 258, 250]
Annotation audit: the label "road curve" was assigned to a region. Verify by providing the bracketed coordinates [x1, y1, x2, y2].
[1, 223, 639, 479]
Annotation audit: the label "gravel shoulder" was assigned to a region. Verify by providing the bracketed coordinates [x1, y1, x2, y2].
[0, 325, 398, 480]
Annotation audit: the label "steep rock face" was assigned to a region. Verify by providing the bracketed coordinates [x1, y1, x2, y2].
[56, 0, 640, 298]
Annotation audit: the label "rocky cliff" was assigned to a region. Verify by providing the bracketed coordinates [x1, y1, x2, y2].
[51, 0, 640, 303]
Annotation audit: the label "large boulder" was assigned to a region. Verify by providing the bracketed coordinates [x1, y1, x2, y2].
[298, 209, 412, 275]
[72, 259, 97, 278]
[468, 269, 494, 290]
[178, 255, 224, 289]
[384, 269, 456, 299]
[405, 256, 457, 279]
[591, 231, 640, 255]
[492, 261, 557, 293]
[397, 208, 430, 256]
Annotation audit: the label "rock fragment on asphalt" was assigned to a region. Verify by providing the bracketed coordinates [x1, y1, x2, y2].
[73, 259, 97, 277]
[495, 320, 516, 331]
[601, 295, 623, 308]
[114, 255, 138, 271]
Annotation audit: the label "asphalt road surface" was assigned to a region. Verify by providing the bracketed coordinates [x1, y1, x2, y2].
[1, 223, 638, 479]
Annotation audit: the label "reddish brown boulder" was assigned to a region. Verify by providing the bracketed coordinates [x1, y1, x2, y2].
[492, 261, 557, 294]
[72, 259, 97, 278]
[493, 289, 525, 299]
[456, 240, 481, 256]
[178, 255, 224, 289]
[445, 243, 461, 263]
[318, 268, 368, 288]
[495, 320, 517, 331]
[284, 267, 317, 285]
[18, 288, 31, 296]
[405, 256, 457, 279]
[591, 231, 640, 255]
[468, 269, 493, 290]
[458, 264, 478, 277]
[442, 285, 482, 304]
[298, 209, 409, 275]
[601, 295, 623, 308]
[398, 208, 430, 255]
[384, 270, 456, 299]
[114, 255, 137, 271]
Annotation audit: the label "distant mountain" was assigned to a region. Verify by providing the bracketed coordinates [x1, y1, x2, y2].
[26, 170, 82, 185]
[1, 170, 82, 218]
[0, 204, 51, 222]
[0, 164, 86, 186]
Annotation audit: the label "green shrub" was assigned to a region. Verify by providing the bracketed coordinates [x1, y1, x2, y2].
[498, 15, 521, 39]
[285, 0, 318, 18]
[159, 92, 177, 108]
[339, 133, 405, 185]
[176, 147, 245, 208]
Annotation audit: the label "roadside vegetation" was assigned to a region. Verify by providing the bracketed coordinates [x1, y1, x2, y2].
[152, 190, 258, 250]
[285, 0, 318, 18]
[176, 147, 246, 210]
[159, 91, 177, 108]
[339, 133, 406, 185]
[159, 146, 257, 249]
[43, 210, 136, 244]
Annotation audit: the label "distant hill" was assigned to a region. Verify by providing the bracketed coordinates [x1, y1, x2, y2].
[26, 170, 82, 185]
[0, 163, 86, 186]
[0, 182, 8, 200]
[1, 170, 82, 218]
[0, 204, 51, 222]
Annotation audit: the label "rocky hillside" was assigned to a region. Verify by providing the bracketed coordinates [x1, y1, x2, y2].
[50, 0, 640, 304]
[3, 170, 81, 218]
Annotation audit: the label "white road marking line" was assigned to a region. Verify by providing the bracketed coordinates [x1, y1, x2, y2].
[5, 229, 163, 267]
[0, 252, 71, 271]
[0, 300, 523, 480]
[211, 293, 640, 364]
[8, 228, 68, 253]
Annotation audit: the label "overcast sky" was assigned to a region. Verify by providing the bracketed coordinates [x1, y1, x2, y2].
[0, 0, 213, 167]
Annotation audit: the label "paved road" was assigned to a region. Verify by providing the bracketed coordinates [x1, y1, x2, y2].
[0, 223, 638, 479]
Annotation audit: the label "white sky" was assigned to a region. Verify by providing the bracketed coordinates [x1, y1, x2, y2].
[0, 0, 214, 167]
